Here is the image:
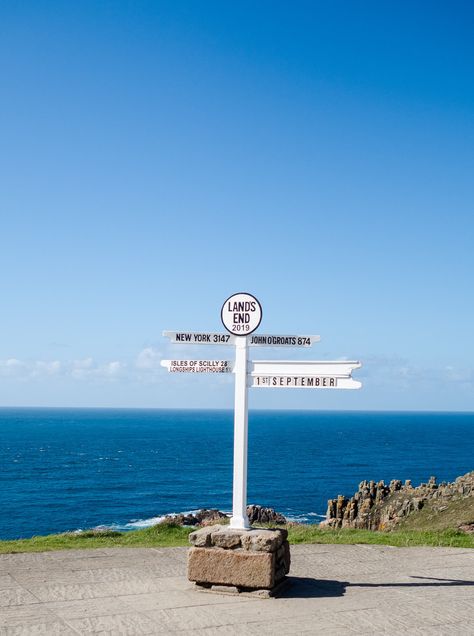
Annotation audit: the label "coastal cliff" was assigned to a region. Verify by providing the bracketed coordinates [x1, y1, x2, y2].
[323, 471, 474, 532]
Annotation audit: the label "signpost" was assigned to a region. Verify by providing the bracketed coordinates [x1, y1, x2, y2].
[162, 292, 362, 530]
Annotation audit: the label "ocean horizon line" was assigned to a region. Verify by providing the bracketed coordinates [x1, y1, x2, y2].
[1, 405, 473, 415]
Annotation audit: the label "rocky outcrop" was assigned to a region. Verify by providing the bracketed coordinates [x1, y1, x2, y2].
[323, 471, 474, 531]
[246, 505, 286, 525]
[163, 509, 228, 526]
[164, 506, 286, 527]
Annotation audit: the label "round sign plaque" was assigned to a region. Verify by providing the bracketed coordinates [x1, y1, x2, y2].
[221, 292, 262, 336]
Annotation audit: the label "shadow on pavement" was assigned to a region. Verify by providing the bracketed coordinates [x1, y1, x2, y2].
[282, 577, 349, 598]
[281, 576, 474, 599]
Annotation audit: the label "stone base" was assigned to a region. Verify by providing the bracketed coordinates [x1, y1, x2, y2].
[194, 577, 291, 599]
[188, 525, 290, 592]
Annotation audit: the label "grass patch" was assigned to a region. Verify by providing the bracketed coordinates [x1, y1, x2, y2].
[286, 525, 474, 548]
[1, 522, 473, 554]
[0, 522, 190, 554]
[397, 497, 474, 533]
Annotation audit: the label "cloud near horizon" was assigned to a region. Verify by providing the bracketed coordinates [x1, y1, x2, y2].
[0, 356, 126, 382]
[0, 350, 472, 393]
[135, 347, 162, 370]
[0, 348, 163, 383]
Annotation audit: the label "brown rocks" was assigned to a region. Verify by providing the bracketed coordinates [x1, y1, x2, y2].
[195, 509, 229, 525]
[246, 505, 286, 525]
[459, 523, 474, 534]
[323, 471, 474, 532]
[163, 506, 286, 528]
[163, 509, 228, 526]
[241, 528, 285, 552]
[210, 528, 242, 549]
[188, 526, 290, 592]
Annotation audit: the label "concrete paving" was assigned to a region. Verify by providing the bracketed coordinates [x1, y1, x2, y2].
[1, 543, 474, 635]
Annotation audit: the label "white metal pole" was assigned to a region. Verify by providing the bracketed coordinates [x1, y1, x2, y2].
[229, 335, 250, 530]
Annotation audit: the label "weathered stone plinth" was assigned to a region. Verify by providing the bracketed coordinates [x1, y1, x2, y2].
[188, 525, 290, 592]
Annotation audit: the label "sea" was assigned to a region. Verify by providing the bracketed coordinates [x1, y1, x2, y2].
[1, 408, 473, 541]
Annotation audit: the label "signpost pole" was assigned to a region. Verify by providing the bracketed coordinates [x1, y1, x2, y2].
[230, 336, 250, 530]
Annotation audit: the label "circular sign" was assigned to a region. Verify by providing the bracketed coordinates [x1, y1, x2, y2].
[221, 292, 262, 336]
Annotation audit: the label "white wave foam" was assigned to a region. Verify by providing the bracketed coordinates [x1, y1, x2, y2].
[119, 516, 167, 530]
[101, 509, 232, 532]
[90, 509, 324, 533]
[285, 512, 326, 524]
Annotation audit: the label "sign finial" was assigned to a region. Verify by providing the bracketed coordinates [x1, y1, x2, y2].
[221, 292, 262, 336]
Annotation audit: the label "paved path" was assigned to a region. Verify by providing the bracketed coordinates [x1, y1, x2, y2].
[1, 544, 474, 635]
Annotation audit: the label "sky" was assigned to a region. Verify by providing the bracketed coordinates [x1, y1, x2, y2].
[1, 1, 473, 410]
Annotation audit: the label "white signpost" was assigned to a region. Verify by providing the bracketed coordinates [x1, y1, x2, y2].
[162, 292, 362, 530]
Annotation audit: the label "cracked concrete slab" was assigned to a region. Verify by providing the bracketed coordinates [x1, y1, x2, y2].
[1, 544, 474, 634]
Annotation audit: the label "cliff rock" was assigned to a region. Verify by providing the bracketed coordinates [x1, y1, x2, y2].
[163, 506, 286, 527]
[323, 471, 474, 531]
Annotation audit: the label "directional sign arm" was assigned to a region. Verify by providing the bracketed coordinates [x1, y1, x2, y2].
[249, 376, 361, 389]
[248, 334, 320, 347]
[163, 331, 236, 345]
[161, 360, 234, 373]
[247, 360, 362, 389]
[163, 331, 321, 347]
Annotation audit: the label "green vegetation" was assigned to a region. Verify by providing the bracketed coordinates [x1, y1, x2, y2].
[0, 523, 190, 554]
[287, 524, 474, 548]
[1, 522, 473, 554]
[397, 496, 474, 532]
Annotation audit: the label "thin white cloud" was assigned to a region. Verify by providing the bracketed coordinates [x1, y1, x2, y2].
[103, 361, 125, 377]
[0, 356, 126, 382]
[135, 347, 162, 370]
[0, 350, 472, 396]
[361, 355, 474, 391]
[71, 358, 95, 379]
[32, 360, 62, 376]
[0, 358, 27, 377]
[70, 358, 126, 380]
[72, 357, 94, 370]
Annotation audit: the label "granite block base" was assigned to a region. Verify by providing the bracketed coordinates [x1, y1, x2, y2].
[187, 525, 290, 592]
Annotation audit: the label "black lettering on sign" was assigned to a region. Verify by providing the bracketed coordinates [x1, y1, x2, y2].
[229, 301, 256, 313]
[171, 360, 187, 367]
[233, 313, 251, 324]
[193, 334, 211, 342]
[213, 334, 230, 343]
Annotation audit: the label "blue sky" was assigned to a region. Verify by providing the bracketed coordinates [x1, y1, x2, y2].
[1, 1, 473, 410]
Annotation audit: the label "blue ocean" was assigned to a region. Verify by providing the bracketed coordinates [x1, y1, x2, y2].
[1, 408, 473, 541]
